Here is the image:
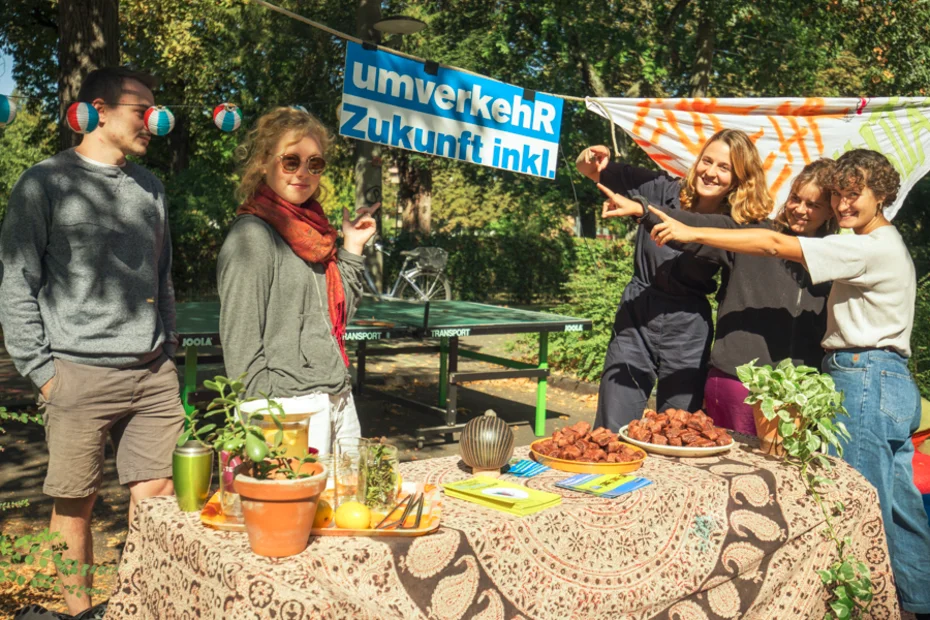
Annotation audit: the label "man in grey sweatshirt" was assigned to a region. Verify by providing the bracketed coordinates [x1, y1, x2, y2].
[0, 67, 183, 615]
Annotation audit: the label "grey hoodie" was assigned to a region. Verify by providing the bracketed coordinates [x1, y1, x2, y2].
[0, 149, 177, 388]
[216, 214, 365, 397]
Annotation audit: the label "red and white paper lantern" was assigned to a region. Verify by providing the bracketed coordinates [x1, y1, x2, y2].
[212, 103, 242, 132]
[144, 106, 175, 136]
[66, 102, 99, 134]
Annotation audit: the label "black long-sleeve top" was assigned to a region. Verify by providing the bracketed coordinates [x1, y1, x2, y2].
[639, 207, 832, 375]
[599, 162, 720, 298]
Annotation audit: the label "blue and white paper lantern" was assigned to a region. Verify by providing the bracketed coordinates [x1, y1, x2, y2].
[0, 95, 16, 128]
[212, 103, 241, 132]
[144, 106, 175, 136]
[66, 102, 99, 134]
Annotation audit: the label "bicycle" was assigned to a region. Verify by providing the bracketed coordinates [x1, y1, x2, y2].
[362, 242, 452, 302]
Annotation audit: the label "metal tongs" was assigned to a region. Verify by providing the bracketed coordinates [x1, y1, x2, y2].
[375, 487, 425, 530]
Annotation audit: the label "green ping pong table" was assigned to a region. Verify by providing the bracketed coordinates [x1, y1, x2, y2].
[175, 299, 592, 447]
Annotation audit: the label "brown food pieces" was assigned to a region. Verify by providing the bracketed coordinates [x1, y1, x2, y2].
[535, 423, 644, 463]
[628, 409, 733, 448]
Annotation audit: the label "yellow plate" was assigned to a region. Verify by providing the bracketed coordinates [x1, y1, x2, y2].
[529, 439, 646, 474]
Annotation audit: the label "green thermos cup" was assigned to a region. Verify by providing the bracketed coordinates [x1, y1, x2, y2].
[173, 440, 214, 512]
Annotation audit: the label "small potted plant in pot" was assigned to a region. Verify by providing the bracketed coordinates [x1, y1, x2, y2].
[737, 358, 848, 456]
[202, 376, 325, 557]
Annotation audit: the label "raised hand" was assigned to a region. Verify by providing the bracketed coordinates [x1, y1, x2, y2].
[648, 206, 697, 246]
[576, 145, 611, 181]
[342, 202, 381, 255]
[597, 183, 645, 220]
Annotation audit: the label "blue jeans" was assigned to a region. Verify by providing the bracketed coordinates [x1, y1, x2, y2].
[825, 350, 930, 614]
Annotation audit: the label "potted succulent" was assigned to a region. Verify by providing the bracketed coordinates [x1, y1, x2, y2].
[737, 360, 872, 619]
[202, 376, 325, 557]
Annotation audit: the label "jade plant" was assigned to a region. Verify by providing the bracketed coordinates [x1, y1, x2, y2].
[0, 408, 112, 597]
[197, 375, 317, 480]
[737, 359, 872, 620]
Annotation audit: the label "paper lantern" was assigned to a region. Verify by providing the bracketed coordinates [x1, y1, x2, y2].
[0, 95, 16, 128]
[212, 103, 241, 132]
[291, 104, 308, 113]
[66, 102, 99, 134]
[144, 106, 175, 136]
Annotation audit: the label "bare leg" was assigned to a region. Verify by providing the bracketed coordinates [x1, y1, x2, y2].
[50, 494, 96, 615]
[127, 477, 174, 526]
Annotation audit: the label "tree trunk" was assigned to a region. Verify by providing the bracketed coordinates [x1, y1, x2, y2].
[355, 0, 383, 289]
[397, 152, 432, 235]
[689, 8, 715, 98]
[167, 81, 190, 174]
[58, 0, 119, 151]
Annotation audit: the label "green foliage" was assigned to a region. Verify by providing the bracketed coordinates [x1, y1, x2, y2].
[737, 359, 872, 619]
[0, 104, 55, 222]
[161, 159, 238, 300]
[197, 376, 317, 480]
[382, 229, 579, 303]
[912, 274, 930, 400]
[536, 238, 635, 381]
[0, 407, 112, 596]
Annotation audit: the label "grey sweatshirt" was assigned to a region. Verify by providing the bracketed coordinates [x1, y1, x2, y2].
[216, 214, 365, 397]
[0, 149, 177, 388]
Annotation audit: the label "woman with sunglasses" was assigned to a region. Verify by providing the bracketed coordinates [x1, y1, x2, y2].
[217, 107, 378, 455]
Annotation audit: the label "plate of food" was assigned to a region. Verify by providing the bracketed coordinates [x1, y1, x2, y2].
[530, 421, 646, 474]
[619, 409, 735, 457]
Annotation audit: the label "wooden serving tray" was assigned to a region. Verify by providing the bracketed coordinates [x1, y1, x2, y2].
[200, 492, 246, 532]
[200, 483, 441, 537]
[529, 439, 646, 474]
[312, 482, 441, 537]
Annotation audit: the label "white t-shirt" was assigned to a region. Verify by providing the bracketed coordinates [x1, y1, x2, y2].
[798, 225, 915, 357]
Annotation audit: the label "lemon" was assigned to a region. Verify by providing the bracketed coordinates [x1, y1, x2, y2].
[334, 501, 371, 530]
[313, 498, 334, 529]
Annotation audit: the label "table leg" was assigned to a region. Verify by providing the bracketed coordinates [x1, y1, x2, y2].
[182, 345, 198, 416]
[535, 332, 548, 437]
[446, 338, 459, 436]
[356, 340, 367, 395]
[438, 337, 449, 407]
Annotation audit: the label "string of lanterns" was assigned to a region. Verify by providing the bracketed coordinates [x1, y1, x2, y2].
[0, 94, 311, 135]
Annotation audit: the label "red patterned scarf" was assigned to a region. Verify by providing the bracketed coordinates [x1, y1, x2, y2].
[238, 183, 349, 366]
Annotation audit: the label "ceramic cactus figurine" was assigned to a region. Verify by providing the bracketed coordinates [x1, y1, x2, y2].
[460, 410, 514, 477]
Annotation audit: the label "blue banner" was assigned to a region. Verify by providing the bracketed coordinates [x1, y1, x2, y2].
[339, 42, 563, 179]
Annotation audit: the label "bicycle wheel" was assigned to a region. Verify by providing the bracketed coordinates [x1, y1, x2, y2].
[396, 269, 452, 301]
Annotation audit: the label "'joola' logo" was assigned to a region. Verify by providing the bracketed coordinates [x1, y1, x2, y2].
[563, 324, 584, 332]
[181, 337, 213, 347]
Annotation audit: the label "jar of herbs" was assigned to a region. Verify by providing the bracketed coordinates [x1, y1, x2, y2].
[363, 442, 399, 512]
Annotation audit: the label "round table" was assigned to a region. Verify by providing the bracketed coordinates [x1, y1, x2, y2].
[106, 439, 899, 619]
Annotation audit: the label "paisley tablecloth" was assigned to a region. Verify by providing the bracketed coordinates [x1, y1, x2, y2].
[105, 441, 899, 619]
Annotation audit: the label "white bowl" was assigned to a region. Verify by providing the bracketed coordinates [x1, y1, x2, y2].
[618, 425, 735, 457]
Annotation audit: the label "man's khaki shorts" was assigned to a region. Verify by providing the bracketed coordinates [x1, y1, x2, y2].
[40, 354, 185, 498]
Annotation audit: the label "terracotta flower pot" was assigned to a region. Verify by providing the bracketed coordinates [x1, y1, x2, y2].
[752, 403, 800, 457]
[235, 460, 327, 557]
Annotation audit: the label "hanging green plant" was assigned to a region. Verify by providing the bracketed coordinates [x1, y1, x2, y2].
[738, 359, 872, 620]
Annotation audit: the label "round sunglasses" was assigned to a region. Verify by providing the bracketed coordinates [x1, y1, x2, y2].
[276, 153, 327, 175]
